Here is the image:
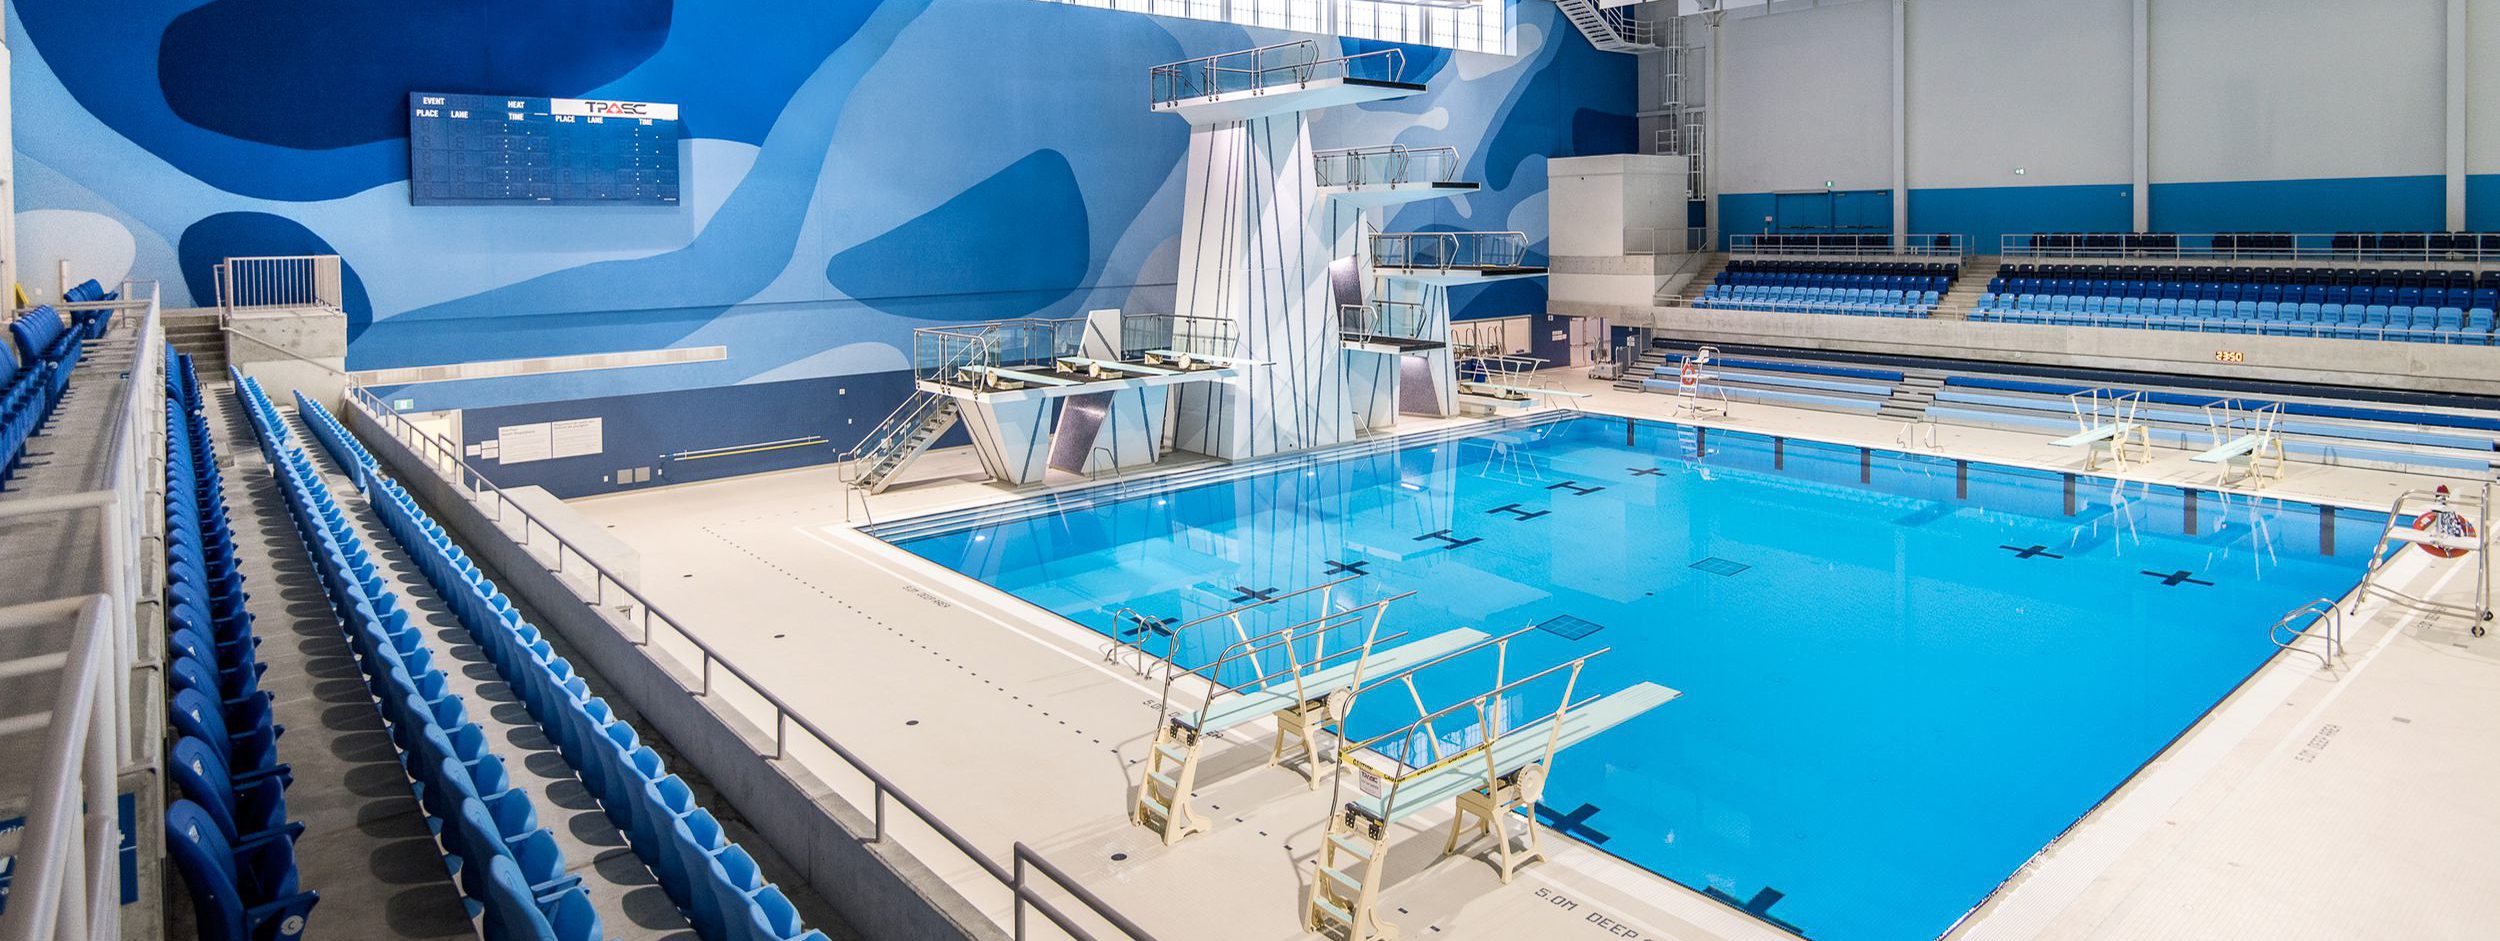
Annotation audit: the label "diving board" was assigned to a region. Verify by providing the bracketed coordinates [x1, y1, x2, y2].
[1143, 349, 1264, 370]
[1056, 356, 1181, 379]
[2194, 399, 2286, 487]
[2059, 388, 2153, 471]
[1307, 642, 1680, 941]
[1131, 595, 1430, 845]
[1458, 382, 1590, 404]
[955, 364, 1080, 389]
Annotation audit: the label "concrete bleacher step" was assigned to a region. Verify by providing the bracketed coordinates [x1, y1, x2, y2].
[1874, 371, 1948, 421]
[1614, 349, 1672, 391]
[1933, 256, 2000, 320]
[1661, 253, 1729, 306]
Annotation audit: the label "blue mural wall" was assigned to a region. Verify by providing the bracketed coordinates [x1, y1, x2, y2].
[9, 0, 1632, 494]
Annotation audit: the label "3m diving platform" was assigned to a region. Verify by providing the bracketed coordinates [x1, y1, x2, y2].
[1315, 145, 1482, 208]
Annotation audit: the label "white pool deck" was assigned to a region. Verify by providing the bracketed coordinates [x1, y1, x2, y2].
[546, 369, 2499, 941]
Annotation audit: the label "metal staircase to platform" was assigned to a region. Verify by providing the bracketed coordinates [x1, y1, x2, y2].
[840, 390, 962, 494]
[1555, 0, 1664, 53]
[1876, 370, 1948, 422]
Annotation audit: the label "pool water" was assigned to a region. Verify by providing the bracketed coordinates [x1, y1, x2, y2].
[879, 414, 2378, 941]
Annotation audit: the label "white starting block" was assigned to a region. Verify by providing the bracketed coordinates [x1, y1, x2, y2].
[2056, 388, 2152, 471]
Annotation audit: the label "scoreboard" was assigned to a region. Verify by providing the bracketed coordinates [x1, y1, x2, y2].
[408, 93, 682, 207]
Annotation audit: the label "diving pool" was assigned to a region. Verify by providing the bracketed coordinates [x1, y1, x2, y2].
[873, 413, 2378, 941]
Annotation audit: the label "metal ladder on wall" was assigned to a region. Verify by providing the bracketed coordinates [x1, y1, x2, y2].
[838, 390, 962, 494]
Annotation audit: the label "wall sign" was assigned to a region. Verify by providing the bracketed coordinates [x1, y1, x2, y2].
[2213, 350, 2246, 364]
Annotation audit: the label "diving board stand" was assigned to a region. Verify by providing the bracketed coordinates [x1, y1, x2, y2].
[1307, 640, 1680, 941]
[2056, 388, 2153, 471]
[906, 316, 1243, 486]
[2195, 399, 2286, 487]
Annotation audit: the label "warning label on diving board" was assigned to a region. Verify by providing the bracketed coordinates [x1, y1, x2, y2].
[490, 417, 606, 464]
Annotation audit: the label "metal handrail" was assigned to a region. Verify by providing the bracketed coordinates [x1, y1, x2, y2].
[1370, 231, 1531, 270]
[1730, 233, 1967, 258]
[840, 390, 949, 482]
[1338, 300, 1426, 341]
[217, 254, 343, 328]
[1150, 41, 1405, 107]
[1312, 144, 1460, 188]
[2002, 231, 2500, 263]
[0, 283, 166, 941]
[1964, 308, 2500, 345]
[2269, 599, 2344, 668]
[344, 385, 1159, 941]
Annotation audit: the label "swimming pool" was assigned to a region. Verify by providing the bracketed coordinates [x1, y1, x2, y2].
[874, 413, 2379, 941]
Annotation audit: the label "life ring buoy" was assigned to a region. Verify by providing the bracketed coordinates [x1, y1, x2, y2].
[2412, 510, 2476, 559]
[1679, 360, 1700, 389]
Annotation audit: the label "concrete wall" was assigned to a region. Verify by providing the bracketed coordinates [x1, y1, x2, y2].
[1703, 0, 2500, 246]
[348, 403, 1005, 941]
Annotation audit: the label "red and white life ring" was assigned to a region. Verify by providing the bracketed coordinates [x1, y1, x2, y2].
[1679, 360, 1700, 390]
[2413, 510, 2477, 559]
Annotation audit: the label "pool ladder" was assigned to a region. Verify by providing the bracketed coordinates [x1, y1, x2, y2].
[1103, 607, 1169, 678]
[2268, 598, 2344, 668]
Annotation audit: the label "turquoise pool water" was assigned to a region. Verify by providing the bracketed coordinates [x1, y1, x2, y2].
[876, 414, 2377, 940]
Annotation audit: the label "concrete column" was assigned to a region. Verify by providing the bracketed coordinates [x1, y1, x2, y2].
[2447, 0, 2467, 231]
[1705, 16, 1723, 249]
[1891, 0, 1908, 247]
[2131, 0, 2150, 232]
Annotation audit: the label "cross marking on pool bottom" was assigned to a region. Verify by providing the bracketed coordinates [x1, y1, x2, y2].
[1628, 467, 1667, 477]
[1413, 530, 1484, 551]
[1118, 614, 1177, 639]
[1486, 503, 1551, 521]
[1546, 480, 1606, 496]
[1323, 559, 1371, 576]
[1228, 586, 1280, 603]
[2000, 544, 2065, 560]
[2142, 569, 2215, 587]
[1534, 802, 1611, 845]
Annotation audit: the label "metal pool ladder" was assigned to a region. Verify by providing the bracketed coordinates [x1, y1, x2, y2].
[2269, 598, 2344, 668]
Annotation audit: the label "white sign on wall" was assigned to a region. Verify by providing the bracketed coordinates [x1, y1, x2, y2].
[551, 418, 605, 459]
[496, 423, 554, 464]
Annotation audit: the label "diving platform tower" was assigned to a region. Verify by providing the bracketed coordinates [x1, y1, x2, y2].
[1153, 42, 1545, 455]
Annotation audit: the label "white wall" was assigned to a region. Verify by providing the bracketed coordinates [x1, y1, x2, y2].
[1711, 0, 2498, 197]
[1904, 0, 2130, 189]
[2150, 0, 2446, 183]
[1714, 0, 1891, 194]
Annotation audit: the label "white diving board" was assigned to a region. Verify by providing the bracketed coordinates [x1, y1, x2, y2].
[2193, 434, 2266, 462]
[1352, 681, 1678, 824]
[1182, 627, 1488, 734]
[1144, 349, 1266, 369]
[958, 364, 1081, 388]
[2049, 424, 2128, 448]
[1459, 382, 1590, 400]
[1057, 356, 1181, 378]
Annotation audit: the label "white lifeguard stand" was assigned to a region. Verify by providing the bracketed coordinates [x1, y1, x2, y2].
[2353, 482, 2493, 636]
[1671, 345, 1727, 417]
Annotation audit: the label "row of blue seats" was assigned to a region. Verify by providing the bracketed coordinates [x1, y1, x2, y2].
[294, 392, 828, 941]
[1990, 278, 2500, 309]
[1704, 286, 1943, 305]
[3, 307, 85, 484]
[1966, 309, 2499, 345]
[234, 377, 604, 941]
[162, 354, 319, 941]
[2002, 263, 2493, 289]
[1976, 294, 2495, 327]
[1711, 272, 1952, 293]
[1692, 298, 1930, 318]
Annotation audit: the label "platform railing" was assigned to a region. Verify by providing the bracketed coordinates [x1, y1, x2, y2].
[1312, 144, 1460, 188]
[1371, 230, 1531, 270]
[1150, 40, 1405, 106]
[215, 254, 341, 326]
[1338, 300, 1428, 342]
[0, 285, 166, 941]
[2002, 232, 2500, 263]
[913, 318, 1089, 392]
[1118, 313, 1237, 361]
[1730, 233, 1966, 258]
[345, 385, 1160, 941]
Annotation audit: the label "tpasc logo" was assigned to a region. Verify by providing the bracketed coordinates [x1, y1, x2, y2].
[550, 98, 679, 121]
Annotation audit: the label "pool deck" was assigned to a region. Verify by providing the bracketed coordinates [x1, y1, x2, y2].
[560, 369, 2499, 941]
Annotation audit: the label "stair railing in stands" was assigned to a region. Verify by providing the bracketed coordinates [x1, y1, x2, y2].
[0, 283, 164, 941]
[344, 384, 1160, 941]
[2001, 231, 2500, 263]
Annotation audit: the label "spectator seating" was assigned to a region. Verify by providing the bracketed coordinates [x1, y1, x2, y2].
[289, 390, 832, 941]
[63, 279, 121, 338]
[233, 376, 602, 941]
[5, 307, 86, 479]
[162, 353, 319, 941]
[2333, 232, 2500, 256]
[1692, 260, 1957, 319]
[1976, 264, 2500, 344]
[1739, 233, 1960, 253]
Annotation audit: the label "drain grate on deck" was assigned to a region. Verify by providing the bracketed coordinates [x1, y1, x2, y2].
[1538, 615, 1606, 640]
[1690, 557, 1751, 577]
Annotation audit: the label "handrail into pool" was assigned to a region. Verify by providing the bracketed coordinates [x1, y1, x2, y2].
[344, 385, 1160, 941]
[2269, 599, 2344, 668]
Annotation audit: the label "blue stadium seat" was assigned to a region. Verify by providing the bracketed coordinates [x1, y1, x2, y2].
[166, 799, 319, 941]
